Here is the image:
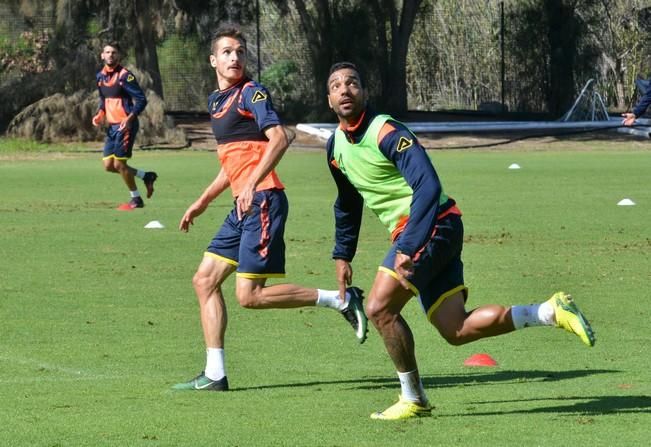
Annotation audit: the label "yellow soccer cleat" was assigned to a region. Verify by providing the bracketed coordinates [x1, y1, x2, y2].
[548, 292, 596, 347]
[370, 395, 432, 420]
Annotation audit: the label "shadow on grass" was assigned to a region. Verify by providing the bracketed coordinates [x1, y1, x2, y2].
[420, 369, 617, 389]
[233, 369, 616, 392]
[230, 369, 650, 416]
[447, 395, 651, 416]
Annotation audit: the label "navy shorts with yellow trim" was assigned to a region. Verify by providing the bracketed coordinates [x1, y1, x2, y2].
[206, 188, 287, 279]
[380, 213, 467, 320]
[102, 121, 139, 160]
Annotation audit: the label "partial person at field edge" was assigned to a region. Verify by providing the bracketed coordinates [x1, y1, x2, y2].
[622, 77, 651, 126]
[325, 61, 596, 421]
[92, 41, 157, 210]
[172, 26, 368, 392]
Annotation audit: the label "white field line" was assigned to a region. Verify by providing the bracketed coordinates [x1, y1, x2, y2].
[0, 354, 120, 381]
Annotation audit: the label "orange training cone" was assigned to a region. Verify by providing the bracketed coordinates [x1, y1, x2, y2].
[117, 203, 135, 211]
[463, 353, 498, 367]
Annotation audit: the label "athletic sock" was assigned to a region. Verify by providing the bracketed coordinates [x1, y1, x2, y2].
[130, 190, 141, 198]
[511, 301, 555, 329]
[316, 289, 348, 311]
[135, 169, 146, 179]
[205, 348, 226, 381]
[397, 370, 428, 405]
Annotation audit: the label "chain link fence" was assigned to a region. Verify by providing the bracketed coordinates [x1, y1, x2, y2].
[2, 1, 649, 119]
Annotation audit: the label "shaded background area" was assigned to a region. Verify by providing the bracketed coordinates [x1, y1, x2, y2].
[2, 0, 651, 141]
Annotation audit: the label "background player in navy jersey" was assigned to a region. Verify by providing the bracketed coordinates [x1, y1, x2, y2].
[325, 62, 595, 420]
[92, 41, 157, 210]
[172, 27, 367, 392]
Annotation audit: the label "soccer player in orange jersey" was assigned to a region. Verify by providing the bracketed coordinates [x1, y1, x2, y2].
[172, 26, 368, 391]
[92, 41, 157, 210]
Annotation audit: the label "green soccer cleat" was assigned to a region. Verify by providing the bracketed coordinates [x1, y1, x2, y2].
[172, 372, 229, 391]
[371, 395, 432, 420]
[548, 291, 596, 347]
[341, 287, 368, 344]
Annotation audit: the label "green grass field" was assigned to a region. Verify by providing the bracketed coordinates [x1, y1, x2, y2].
[1, 141, 650, 446]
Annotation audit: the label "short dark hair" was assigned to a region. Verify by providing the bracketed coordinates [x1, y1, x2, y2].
[211, 24, 247, 54]
[103, 41, 121, 53]
[327, 61, 363, 91]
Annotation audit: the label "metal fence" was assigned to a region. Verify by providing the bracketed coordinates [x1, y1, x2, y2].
[2, 2, 642, 117]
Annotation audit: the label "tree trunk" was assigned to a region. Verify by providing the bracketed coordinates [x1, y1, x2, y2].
[293, 0, 333, 114]
[376, 0, 422, 117]
[545, 0, 576, 117]
[133, 0, 164, 99]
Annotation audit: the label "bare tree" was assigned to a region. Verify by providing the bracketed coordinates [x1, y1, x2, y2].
[368, 0, 423, 116]
[266, 0, 422, 117]
[587, 0, 650, 110]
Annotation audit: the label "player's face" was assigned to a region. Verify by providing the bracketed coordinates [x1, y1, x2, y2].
[210, 36, 247, 88]
[101, 45, 120, 68]
[327, 68, 366, 123]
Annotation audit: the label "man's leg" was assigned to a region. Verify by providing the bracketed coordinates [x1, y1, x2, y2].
[102, 157, 119, 174]
[431, 291, 515, 345]
[432, 291, 595, 347]
[173, 256, 235, 391]
[235, 277, 316, 308]
[113, 158, 138, 192]
[112, 123, 157, 203]
[195, 256, 234, 350]
[365, 270, 432, 420]
[235, 277, 368, 343]
[111, 159, 145, 208]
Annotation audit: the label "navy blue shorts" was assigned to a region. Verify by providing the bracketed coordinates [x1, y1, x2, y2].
[102, 121, 139, 160]
[206, 188, 287, 279]
[380, 213, 467, 321]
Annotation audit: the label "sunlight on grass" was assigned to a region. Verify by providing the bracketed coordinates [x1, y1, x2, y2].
[0, 148, 649, 446]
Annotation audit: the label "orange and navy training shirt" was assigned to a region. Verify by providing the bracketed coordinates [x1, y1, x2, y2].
[208, 77, 284, 197]
[95, 64, 147, 124]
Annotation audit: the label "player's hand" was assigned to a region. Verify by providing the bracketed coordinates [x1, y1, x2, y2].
[91, 110, 105, 127]
[179, 202, 206, 232]
[236, 184, 255, 220]
[622, 112, 636, 127]
[335, 259, 353, 304]
[118, 115, 133, 131]
[394, 252, 414, 290]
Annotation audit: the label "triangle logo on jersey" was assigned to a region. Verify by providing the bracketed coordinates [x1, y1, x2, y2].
[396, 136, 413, 152]
[251, 90, 267, 103]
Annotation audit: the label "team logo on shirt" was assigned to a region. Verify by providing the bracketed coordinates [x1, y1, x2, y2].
[396, 136, 413, 152]
[126, 74, 135, 82]
[251, 90, 267, 103]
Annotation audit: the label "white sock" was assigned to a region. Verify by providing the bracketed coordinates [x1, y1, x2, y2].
[397, 370, 428, 404]
[130, 190, 141, 198]
[135, 169, 146, 179]
[511, 301, 555, 329]
[204, 348, 226, 380]
[316, 289, 348, 311]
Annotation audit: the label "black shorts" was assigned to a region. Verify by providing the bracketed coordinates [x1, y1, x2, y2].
[381, 213, 467, 320]
[205, 189, 288, 279]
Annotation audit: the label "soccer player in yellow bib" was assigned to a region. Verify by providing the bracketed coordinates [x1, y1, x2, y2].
[325, 62, 595, 420]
